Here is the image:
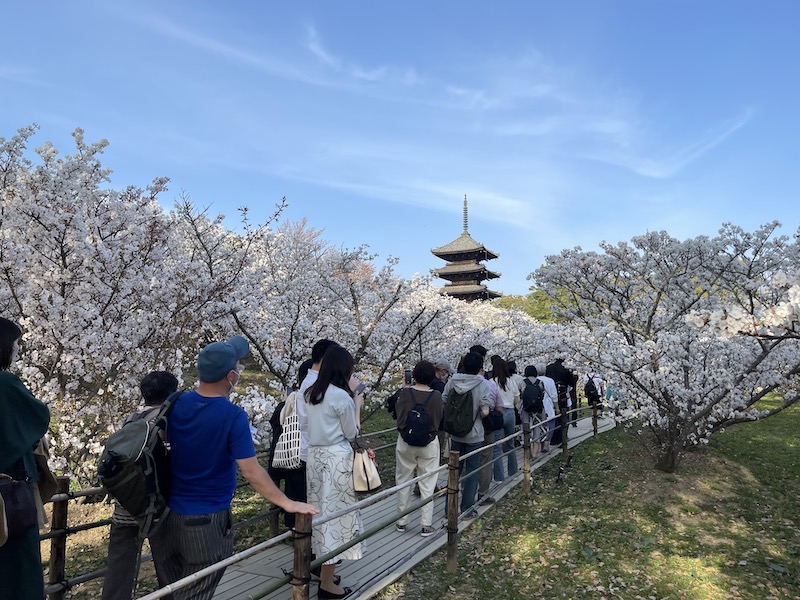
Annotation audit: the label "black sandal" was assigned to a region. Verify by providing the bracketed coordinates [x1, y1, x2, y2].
[318, 586, 353, 599]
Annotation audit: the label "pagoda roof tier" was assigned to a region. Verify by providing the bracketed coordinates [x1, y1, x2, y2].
[431, 232, 499, 260]
[439, 284, 503, 301]
[432, 263, 500, 279]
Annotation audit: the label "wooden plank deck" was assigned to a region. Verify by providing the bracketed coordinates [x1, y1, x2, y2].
[214, 416, 615, 600]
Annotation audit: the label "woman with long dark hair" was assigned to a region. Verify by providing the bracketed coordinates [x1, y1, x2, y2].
[0, 318, 50, 600]
[305, 346, 364, 599]
[490, 356, 519, 480]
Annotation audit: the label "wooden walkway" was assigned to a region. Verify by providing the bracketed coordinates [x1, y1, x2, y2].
[214, 416, 616, 600]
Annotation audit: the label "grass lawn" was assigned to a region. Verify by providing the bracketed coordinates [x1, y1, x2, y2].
[376, 401, 799, 599]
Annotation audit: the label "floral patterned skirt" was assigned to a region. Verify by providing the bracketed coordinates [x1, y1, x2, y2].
[307, 442, 364, 563]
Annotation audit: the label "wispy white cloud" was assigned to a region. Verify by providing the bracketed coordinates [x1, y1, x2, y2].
[127, 12, 337, 88]
[306, 26, 340, 70]
[587, 107, 755, 178]
[108, 12, 756, 251]
[304, 26, 421, 86]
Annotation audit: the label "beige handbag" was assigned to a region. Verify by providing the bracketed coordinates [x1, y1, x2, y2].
[352, 439, 381, 492]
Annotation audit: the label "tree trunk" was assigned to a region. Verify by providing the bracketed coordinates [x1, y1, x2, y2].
[654, 445, 679, 473]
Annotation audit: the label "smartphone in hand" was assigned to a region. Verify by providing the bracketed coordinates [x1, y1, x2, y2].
[404, 369, 413, 385]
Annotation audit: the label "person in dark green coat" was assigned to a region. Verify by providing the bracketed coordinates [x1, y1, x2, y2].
[0, 317, 50, 600]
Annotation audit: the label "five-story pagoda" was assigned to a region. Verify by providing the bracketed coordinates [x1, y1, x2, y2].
[431, 195, 501, 301]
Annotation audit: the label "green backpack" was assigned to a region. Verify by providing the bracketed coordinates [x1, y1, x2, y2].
[443, 387, 478, 437]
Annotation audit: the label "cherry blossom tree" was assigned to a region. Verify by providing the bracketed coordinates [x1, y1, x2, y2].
[0, 123, 577, 481]
[0, 126, 282, 480]
[533, 223, 800, 472]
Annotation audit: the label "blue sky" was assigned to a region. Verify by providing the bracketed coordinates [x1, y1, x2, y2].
[3, 1, 799, 296]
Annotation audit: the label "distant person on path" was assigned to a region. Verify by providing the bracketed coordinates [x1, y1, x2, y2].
[150, 336, 317, 600]
[443, 352, 492, 516]
[432, 357, 454, 459]
[305, 345, 366, 599]
[507, 361, 525, 398]
[546, 358, 573, 446]
[478, 371, 503, 504]
[393, 360, 444, 537]
[584, 371, 606, 416]
[0, 317, 51, 600]
[431, 358, 454, 393]
[534, 363, 559, 453]
[469, 344, 488, 361]
[101, 371, 178, 600]
[570, 370, 580, 427]
[521, 366, 547, 462]
[490, 357, 520, 481]
[508, 360, 526, 443]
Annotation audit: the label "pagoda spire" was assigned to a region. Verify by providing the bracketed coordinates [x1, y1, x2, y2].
[463, 194, 468, 233]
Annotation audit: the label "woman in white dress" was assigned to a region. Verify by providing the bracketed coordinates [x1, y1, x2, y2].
[305, 345, 364, 599]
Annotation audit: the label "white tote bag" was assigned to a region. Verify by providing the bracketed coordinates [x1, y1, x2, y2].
[272, 393, 302, 469]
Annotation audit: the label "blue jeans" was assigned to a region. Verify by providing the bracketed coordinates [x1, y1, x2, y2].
[492, 428, 504, 481]
[501, 408, 518, 476]
[450, 440, 482, 512]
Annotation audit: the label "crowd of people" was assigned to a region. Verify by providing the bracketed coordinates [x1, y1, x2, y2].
[1, 315, 606, 600]
[385, 345, 607, 526]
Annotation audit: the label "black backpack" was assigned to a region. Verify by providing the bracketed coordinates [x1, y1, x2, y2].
[400, 389, 437, 447]
[443, 387, 478, 437]
[584, 374, 600, 401]
[522, 378, 545, 414]
[97, 390, 182, 536]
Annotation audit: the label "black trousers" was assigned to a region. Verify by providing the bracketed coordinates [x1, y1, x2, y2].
[101, 522, 140, 600]
[150, 509, 233, 600]
[268, 463, 306, 529]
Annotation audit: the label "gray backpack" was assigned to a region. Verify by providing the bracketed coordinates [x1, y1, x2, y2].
[97, 391, 182, 535]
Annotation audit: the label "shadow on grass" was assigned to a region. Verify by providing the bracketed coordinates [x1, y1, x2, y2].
[380, 414, 800, 600]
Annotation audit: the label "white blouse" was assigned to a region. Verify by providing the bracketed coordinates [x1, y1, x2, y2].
[306, 384, 359, 447]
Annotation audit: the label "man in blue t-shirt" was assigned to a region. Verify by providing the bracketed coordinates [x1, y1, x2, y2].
[150, 336, 318, 600]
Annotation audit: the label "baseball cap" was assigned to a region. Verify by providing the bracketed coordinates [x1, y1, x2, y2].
[433, 358, 454, 374]
[197, 336, 250, 383]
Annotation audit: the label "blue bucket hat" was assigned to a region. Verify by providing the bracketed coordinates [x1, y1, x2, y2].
[197, 336, 250, 383]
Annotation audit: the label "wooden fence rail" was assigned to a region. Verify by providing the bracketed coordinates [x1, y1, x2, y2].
[40, 403, 608, 599]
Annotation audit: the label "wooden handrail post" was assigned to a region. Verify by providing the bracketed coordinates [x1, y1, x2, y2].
[592, 403, 598, 435]
[445, 450, 460, 573]
[47, 476, 70, 600]
[561, 408, 569, 450]
[291, 512, 312, 600]
[522, 422, 531, 495]
[268, 507, 280, 538]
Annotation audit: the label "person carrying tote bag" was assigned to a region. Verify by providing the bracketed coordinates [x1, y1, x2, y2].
[272, 391, 302, 469]
[305, 345, 365, 599]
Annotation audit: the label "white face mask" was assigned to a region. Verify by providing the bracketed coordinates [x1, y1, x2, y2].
[10, 339, 20, 364]
[227, 364, 244, 392]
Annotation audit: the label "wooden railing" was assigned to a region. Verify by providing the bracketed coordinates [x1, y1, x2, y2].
[40, 403, 608, 599]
